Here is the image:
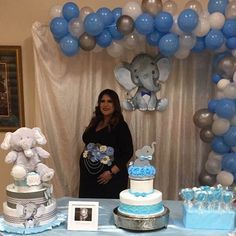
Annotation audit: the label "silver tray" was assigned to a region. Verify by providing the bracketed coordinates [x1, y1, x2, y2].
[113, 206, 169, 231]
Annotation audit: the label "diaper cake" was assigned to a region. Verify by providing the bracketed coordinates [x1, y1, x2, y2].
[0, 127, 65, 234]
[114, 142, 169, 231]
[180, 185, 235, 230]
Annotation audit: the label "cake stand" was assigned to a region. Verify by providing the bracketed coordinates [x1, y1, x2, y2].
[113, 206, 169, 231]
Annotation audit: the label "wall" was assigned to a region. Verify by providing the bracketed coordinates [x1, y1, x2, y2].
[0, 0, 207, 211]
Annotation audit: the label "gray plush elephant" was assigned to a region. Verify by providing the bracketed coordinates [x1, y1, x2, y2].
[114, 53, 171, 111]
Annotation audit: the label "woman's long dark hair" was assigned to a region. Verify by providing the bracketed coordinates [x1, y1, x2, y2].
[85, 89, 124, 132]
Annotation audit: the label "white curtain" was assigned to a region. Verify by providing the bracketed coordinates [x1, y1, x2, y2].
[32, 21, 214, 200]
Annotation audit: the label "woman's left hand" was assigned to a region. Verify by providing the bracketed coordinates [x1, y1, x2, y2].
[97, 171, 112, 184]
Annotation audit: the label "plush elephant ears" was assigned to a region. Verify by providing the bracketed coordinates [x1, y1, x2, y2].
[155, 56, 171, 82]
[1, 132, 12, 150]
[33, 127, 47, 145]
[114, 62, 137, 91]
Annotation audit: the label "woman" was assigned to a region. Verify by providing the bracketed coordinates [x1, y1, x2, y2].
[79, 89, 133, 198]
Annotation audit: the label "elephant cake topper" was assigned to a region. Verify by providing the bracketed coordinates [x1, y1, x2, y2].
[1, 127, 54, 185]
[114, 53, 171, 112]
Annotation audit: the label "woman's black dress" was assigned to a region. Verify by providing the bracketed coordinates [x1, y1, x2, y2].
[79, 120, 133, 199]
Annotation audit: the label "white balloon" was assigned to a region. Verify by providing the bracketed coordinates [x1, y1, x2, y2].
[123, 1, 142, 20]
[163, 0, 178, 15]
[212, 118, 230, 135]
[193, 17, 210, 37]
[170, 15, 183, 35]
[209, 12, 225, 30]
[225, 1, 236, 19]
[107, 41, 124, 58]
[68, 17, 84, 38]
[205, 158, 222, 175]
[80, 6, 94, 22]
[123, 33, 139, 50]
[49, 5, 62, 19]
[179, 33, 196, 49]
[216, 171, 234, 186]
[217, 79, 230, 90]
[174, 48, 190, 59]
[208, 151, 223, 162]
[232, 49, 236, 58]
[201, 10, 210, 20]
[215, 90, 225, 99]
[231, 115, 236, 125]
[223, 82, 236, 99]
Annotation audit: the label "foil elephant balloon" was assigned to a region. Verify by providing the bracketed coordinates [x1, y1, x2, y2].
[114, 53, 171, 111]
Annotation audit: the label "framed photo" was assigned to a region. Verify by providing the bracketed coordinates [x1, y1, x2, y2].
[0, 46, 24, 131]
[67, 201, 99, 231]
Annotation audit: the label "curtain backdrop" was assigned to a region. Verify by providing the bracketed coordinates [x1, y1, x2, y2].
[32, 22, 214, 200]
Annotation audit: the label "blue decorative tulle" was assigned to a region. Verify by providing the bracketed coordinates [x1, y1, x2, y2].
[0, 213, 67, 235]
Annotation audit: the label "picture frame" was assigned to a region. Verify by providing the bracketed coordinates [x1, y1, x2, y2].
[67, 201, 99, 231]
[0, 46, 24, 131]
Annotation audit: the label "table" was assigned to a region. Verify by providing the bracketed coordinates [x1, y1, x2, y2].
[1, 197, 235, 236]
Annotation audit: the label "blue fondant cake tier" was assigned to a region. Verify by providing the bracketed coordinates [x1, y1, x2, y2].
[128, 165, 156, 178]
[118, 202, 164, 217]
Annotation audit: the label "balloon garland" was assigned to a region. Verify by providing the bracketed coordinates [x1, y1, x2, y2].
[49, 0, 236, 187]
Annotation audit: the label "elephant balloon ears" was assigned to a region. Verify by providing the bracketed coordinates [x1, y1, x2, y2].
[156, 57, 171, 82]
[114, 62, 137, 91]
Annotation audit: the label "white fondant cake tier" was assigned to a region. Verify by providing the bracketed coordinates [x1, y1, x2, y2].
[118, 189, 164, 217]
[3, 183, 56, 228]
[130, 178, 154, 194]
[3, 200, 57, 228]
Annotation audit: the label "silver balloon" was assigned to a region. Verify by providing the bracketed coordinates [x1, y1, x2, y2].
[218, 56, 236, 77]
[184, 0, 203, 14]
[79, 32, 96, 51]
[116, 15, 134, 35]
[193, 109, 213, 128]
[200, 127, 214, 143]
[141, 0, 163, 16]
[163, 0, 177, 15]
[205, 158, 222, 175]
[199, 170, 216, 186]
[80, 6, 94, 22]
[225, 1, 236, 19]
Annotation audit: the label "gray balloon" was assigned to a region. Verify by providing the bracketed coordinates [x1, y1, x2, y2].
[116, 15, 134, 35]
[193, 108, 213, 128]
[200, 127, 214, 143]
[218, 56, 235, 77]
[79, 32, 96, 51]
[198, 170, 216, 186]
[141, 0, 163, 16]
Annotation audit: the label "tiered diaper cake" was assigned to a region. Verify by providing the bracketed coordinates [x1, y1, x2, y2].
[180, 185, 235, 230]
[0, 127, 65, 234]
[114, 142, 169, 231]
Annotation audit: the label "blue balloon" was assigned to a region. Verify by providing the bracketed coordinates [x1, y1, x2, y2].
[226, 37, 236, 49]
[191, 37, 205, 52]
[112, 7, 122, 22]
[223, 126, 236, 147]
[215, 98, 236, 119]
[96, 30, 112, 48]
[146, 31, 163, 46]
[97, 7, 114, 26]
[60, 35, 79, 57]
[222, 19, 236, 38]
[211, 74, 222, 84]
[135, 13, 154, 35]
[84, 13, 104, 36]
[50, 17, 68, 39]
[222, 153, 236, 173]
[208, 0, 228, 14]
[108, 24, 124, 40]
[158, 33, 179, 56]
[62, 2, 80, 21]
[154, 11, 173, 33]
[211, 136, 230, 154]
[205, 29, 224, 50]
[208, 99, 218, 113]
[177, 9, 199, 33]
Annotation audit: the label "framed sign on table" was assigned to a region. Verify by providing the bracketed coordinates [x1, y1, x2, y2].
[0, 46, 24, 131]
